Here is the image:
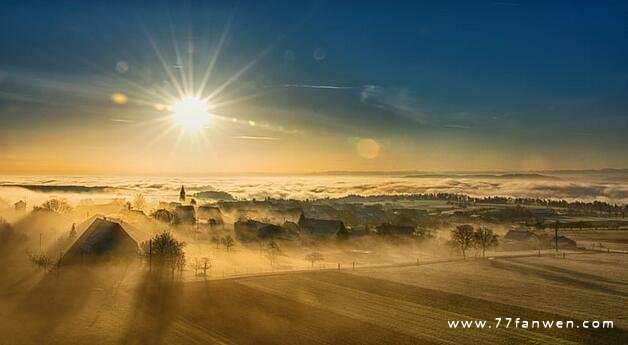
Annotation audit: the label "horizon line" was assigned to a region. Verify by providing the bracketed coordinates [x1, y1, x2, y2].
[0, 167, 627, 178]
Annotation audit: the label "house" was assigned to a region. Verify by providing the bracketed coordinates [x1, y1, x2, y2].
[346, 225, 371, 237]
[282, 221, 300, 235]
[298, 213, 347, 239]
[235, 219, 267, 242]
[197, 205, 223, 225]
[504, 229, 536, 241]
[61, 218, 138, 264]
[175, 205, 196, 224]
[14, 200, 26, 212]
[503, 229, 541, 247]
[234, 219, 292, 242]
[550, 235, 577, 249]
[258, 224, 292, 241]
[376, 223, 415, 236]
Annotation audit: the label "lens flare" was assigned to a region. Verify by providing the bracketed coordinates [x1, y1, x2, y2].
[356, 138, 380, 159]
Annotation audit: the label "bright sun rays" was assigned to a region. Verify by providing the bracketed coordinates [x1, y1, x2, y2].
[171, 97, 210, 132]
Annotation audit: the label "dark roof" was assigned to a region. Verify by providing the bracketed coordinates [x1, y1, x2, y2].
[298, 215, 345, 236]
[504, 230, 538, 241]
[62, 218, 138, 263]
[175, 205, 196, 221]
[197, 206, 222, 220]
[235, 219, 291, 241]
[551, 235, 576, 243]
[376, 223, 415, 236]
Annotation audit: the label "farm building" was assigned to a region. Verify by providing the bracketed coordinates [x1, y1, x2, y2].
[376, 223, 415, 236]
[14, 200, 26, 212]
[61, 218, 139, 264]
[282, 221, 300, 235]
[298, 213, 347, 239]
[175, 205, 196, 224]
[503, 229, 541, 248]
[550, 235, 577, 249]
[234, 219, 293, 242]
[197, 205, 223, 225]
[504, 229, 538, 241]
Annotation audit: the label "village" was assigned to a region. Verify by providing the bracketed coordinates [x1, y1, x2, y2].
[2, 185, 627, 345]
[2, 184, 627, 280]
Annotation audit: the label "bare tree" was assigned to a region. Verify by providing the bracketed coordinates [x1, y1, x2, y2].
[211, 235, 220, 249]
[473, 227, 498, 257]
[450, 224, 474, 259]
[305, 252, 324, 268]
[132, 193, 146, 210]
[193, 257, 212, 277]
[141, 232, 186, 279]
[27, 251, 52, 272]
[151, 209, 175, 224]
[38, 199, 72, 213]
[221, 235, 235, 252]
[264, 240, 281, 267]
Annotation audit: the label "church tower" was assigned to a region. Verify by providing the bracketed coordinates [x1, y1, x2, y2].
[179, 185, 186, 202]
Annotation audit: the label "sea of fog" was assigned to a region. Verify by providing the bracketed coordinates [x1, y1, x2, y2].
[1, 171, 627, 206]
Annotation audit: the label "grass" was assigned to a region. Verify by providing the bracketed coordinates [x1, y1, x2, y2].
[1, 251, 626, 344]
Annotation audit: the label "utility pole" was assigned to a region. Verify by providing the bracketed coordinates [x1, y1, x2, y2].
[554, 221, 559, 253]
[149, 239, 152, 272]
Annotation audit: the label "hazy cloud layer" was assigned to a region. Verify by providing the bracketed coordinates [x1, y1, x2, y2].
[1, 174, 627, 205]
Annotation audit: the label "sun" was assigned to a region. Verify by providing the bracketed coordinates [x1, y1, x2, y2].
[171, 97, 210, 131]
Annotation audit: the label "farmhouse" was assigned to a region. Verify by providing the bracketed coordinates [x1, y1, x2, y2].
[197, 205, 223, 225]
[14, 200, 26, 212]
[234, 219, 292, 242]
[175, 205, 196, 224]
[61, 218, 138, 264]
[376, 223, 415, 236]
[235, 219, 266, 241]
[550, 235, 577, 249]
[503, 229, 541, 248]
[504, 229, 538, 241]
[298, 213, 347, 238]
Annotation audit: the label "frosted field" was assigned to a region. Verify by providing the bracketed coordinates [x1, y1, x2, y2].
[1, 252, 626, 345]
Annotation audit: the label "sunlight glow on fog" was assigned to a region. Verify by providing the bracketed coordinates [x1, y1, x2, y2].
[1, 173, 627, 205]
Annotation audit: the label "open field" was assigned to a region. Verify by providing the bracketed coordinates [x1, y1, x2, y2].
[0, 252, 626, 345]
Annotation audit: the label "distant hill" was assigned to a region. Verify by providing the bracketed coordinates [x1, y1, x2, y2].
[403, 173, 561, 180]
[193, 190, 235, 201]
[0, 184, 112, 193]
[314, 168, 628, 179]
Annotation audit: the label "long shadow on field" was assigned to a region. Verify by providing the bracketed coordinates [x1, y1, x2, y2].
[173, 279, 424, 345]
[120, 271, 182, 345]
[310, 271, 628, 345]
[489, 259, 628, 298]
[10, 264, 100, 344]
[506, 259, 628, 287]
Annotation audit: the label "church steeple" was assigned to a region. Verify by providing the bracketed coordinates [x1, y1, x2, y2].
[179, 185, 186, 202]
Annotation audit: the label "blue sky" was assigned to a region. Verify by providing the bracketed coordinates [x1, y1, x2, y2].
[0, 1, 627, 174]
